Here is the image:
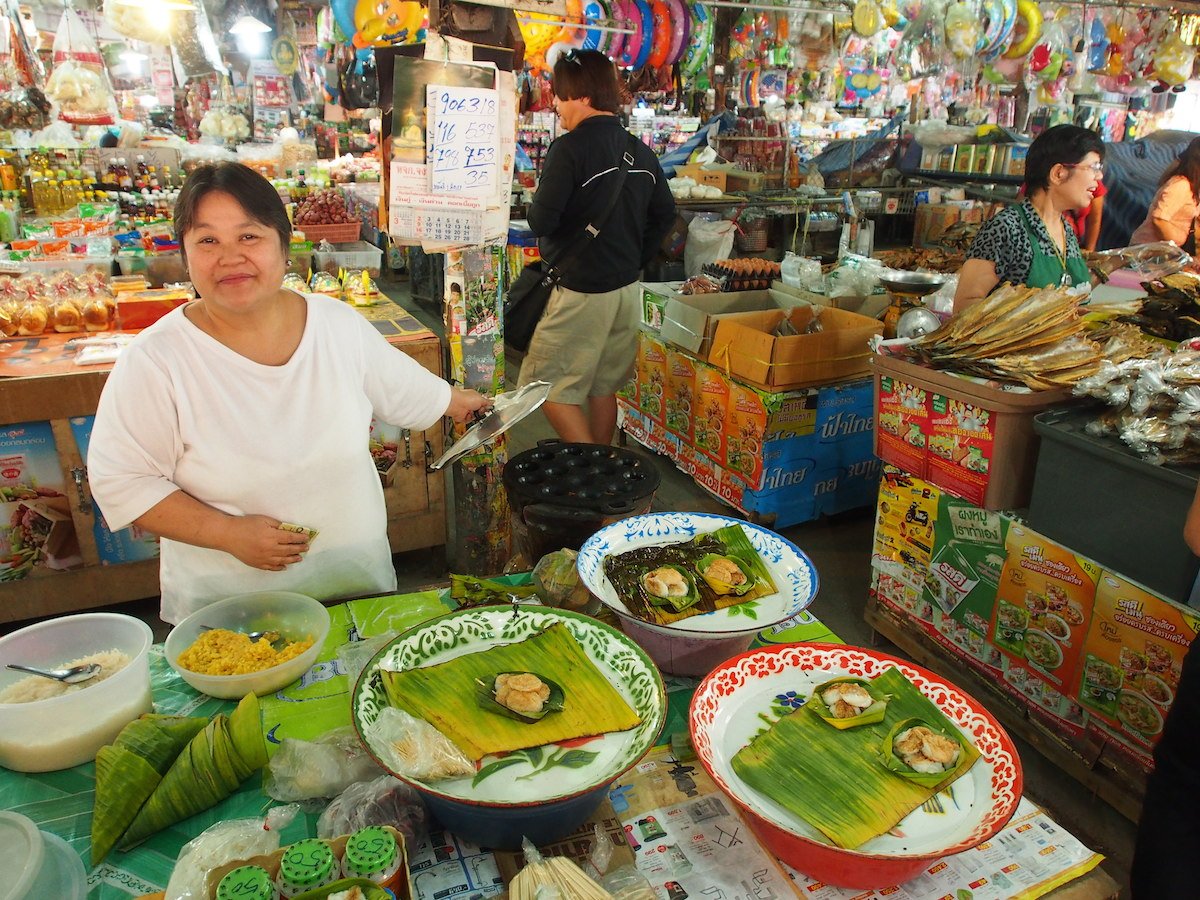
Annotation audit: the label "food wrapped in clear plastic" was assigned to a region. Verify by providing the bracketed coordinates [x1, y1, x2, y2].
[316, 773, 427, 848]
[309, 270, 342, 299]
[532, 549, 594, 612]
[1092, 242, 1194, 282]
[264, 727, 383, 802]
[363, 706, 474, 782]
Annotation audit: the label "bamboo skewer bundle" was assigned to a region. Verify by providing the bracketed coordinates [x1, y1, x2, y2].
[509, 856, 615, 899]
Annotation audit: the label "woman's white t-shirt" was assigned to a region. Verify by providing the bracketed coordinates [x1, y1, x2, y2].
[88, 292, 451, 624]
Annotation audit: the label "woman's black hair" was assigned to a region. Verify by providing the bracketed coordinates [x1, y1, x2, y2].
[1023, 124, 1106, 194]
[1160, 136, 1200, 201]
[551, 49, 623, 115]
[173, 162, 291, 259]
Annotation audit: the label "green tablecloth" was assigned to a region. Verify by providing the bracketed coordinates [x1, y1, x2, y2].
[0, 587, 840, 899]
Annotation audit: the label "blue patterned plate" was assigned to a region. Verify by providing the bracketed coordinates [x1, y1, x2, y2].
[351, 606, 665, 808]
[577, 512, 820, 637]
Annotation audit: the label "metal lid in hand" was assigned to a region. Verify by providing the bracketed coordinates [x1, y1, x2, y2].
[430, 380, 552, 470]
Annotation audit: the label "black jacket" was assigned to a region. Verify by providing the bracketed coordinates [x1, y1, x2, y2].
[527, 115, 676, 293]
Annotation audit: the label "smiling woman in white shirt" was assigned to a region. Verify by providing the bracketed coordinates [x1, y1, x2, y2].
[88, 163, 489, 623]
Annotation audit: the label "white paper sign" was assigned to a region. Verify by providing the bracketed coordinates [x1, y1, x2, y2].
[389, 193, 485, 246]
[425, 84, 500, 198]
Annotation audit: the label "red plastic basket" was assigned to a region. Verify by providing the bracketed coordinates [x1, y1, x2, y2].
[294, 222, 362, 243]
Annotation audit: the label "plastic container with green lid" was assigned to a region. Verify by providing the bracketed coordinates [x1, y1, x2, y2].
[276, 839, 337, 898]
[340, 826, 403, 888]
[216, 865, 279, 900]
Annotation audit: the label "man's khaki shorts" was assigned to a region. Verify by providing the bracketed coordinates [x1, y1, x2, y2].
[517, 282, 639, 405]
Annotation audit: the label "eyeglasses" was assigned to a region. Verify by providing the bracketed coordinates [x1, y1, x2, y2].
[1064, 162, 1105, 177]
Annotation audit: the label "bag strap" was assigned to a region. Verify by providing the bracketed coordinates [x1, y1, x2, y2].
[542, 134, 640, 281]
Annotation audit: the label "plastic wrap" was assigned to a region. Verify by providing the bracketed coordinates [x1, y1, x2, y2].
[336, 632, 394, 685]
[828, 253, 886, 298]
[363, 707, 474, 782]
[164, 805, 299, 900]
[46, 10, 116, 125]
[684, 216, 736, 277]
[1093, 242, 1194, 282]
[316, 774, 427, 848]
[264, 727, 383, 802]
[600, 866, 657, 899]
[532, 549, 594, 612]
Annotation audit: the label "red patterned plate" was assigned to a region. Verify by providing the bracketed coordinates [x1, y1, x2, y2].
[689, 643, 1023, 889]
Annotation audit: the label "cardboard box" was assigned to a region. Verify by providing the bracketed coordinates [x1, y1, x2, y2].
[693, 362, 731, 463]
[660, 289, 795, 358]
[990, 523, 1101, 696]
[663, 347, 698, 442]
[660, 214, 688, 260]
[711, 306, 882, 390]
[674, 164, 727, 191]
[1078, 570, 1199, 749]
[876, 373, 931, 478]
[927, 494, 1009, 636]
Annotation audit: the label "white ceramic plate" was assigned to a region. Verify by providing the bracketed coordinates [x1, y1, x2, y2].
[352, 606, 665, 805]
[577, 512, 819, 637]
[690, 644, 1023, 858]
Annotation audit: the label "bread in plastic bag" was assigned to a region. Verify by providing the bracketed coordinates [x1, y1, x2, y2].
[264, 726, 383, 802]
[47, 9, 115, 125]
[165, 804, 299, 900]
[364, 706, 474, 782]
[316, 774, 427, 848]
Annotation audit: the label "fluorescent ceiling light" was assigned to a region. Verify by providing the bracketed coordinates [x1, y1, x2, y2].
[231, 14, 272, 34]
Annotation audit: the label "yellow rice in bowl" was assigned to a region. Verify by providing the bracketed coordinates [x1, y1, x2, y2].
[176, 629, 315, 676]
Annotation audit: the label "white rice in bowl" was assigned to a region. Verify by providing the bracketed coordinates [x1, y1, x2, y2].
[0, 649, 132, 703]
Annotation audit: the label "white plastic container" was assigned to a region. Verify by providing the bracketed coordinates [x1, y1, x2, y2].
[0, 812, 87, 900]
[164, 591, 331, 699]
[313, 241, 383, 277]
[0, 613, 153, 772]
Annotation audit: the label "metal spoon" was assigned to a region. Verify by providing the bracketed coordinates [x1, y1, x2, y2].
[200, 625, 281, 644]
[6, 662, 101, 685]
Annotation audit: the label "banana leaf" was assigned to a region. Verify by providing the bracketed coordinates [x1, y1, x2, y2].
[731, 668, 980, 850]
[90, 715, 207, 865]
[475, 672, 566, 723]
[603, 525, 777, 626]
[381, 622, 639, 760]
[118, 695, 267, 850]
[805, 677, 889, 730]
[880, 717, 976, 789]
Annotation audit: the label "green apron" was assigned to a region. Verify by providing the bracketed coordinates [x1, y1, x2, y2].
[1017, 206, 1091, 289]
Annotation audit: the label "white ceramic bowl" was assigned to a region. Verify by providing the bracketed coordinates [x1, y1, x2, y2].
[165, 591, 331, 699]
[0, 613, 153, 772]
[577, 512, 819, 675]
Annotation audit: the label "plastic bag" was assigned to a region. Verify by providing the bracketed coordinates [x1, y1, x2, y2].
[828, 253, 886, 298]
[1092, 242, 1193, 282]
[364, 707, 474, 782]
[264, 727, 383, 802]
[317, 774, 427, 847]
[684, 216, 736, 277]
[780, 252, 822, 290]
[601, 865, 657, 899]
[47, 10, 115, 125]
[532, 549, 594, 612]
[337, 632, 394, 685]
[165, 805, 299, 900]
[103, 0, 171, 43]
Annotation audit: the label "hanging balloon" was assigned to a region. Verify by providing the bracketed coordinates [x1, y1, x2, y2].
[352, 0, 424, 47]
[851, 0, 883, 37]
[520, 12, 563, 73]
[1002, 0, 1042, 59]
[944, 1, 981, 59]
[648, 0, 671, 67]
[665, 0, 688, 65]
[555, 0, 587, 45]
[1151, 28, 1195, 91]
[581, 0, 607, 52]
[607, 0, 628, 62]
[1086, 15, 1109, 72]
[681, 3, 711, 79]
[330, 0, 357, 43]
[979, 0, 1017, 60]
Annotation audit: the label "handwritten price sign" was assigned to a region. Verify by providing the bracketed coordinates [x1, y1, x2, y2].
[425, 84, 500, 198]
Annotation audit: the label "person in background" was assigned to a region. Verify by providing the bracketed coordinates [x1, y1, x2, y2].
[1129, 136, 1200, 252]
[954, 125, 1105, 311]
[519, 49, 676, 444]
[1072, 179, 1106, 252]
[1129, 481, 1200, 897]
[88, 163, 489, 624]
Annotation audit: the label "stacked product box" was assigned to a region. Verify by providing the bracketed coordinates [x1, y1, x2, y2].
[619, 332, 878, 528]
[869, 465, 1199, 768]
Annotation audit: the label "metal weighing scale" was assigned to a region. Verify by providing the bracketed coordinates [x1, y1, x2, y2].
[879, 271, 947, 339]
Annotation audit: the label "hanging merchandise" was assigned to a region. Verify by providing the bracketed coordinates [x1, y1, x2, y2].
[102, 0, 174, 44]
[665, 0, 689, 66]
[1086, 14, 1110, 72]
[894, 0, 945, 80]
[648, 0, 672, 69]
[45, 8, 117, 125]
[1002, 0, 1042, 59]
[330, 0, 424, 49]
[0, 17, 48, 130]
[544, 0, 587, 72]
[945, 1, 982, 60]
[852, 0, 884, 38]
[519, 12, 562, 74]
[978, 0, 1017, 60]
[629, 0, 654, 68]
[170, 0, 226, 79]
[199, 106, 251, 143]
[681, 3, 712, 81]
[1149, 25, 1196, 92]
[580, 0, 609, 52]
[342, 52, 380, 109]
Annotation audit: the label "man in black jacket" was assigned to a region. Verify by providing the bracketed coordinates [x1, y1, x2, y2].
[518, 49, 675, 443]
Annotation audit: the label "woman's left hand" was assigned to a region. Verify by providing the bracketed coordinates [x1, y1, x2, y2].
[446, 387, 492, 423]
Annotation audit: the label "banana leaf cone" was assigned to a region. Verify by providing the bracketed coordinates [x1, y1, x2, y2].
[806, 677, 889, 730]
[382, 622, 640, 760]
[118, 695, 267, 850]
[91, 715, 208, 865]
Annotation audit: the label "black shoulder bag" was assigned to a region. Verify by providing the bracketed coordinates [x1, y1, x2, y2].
[504, 135, 638, 353]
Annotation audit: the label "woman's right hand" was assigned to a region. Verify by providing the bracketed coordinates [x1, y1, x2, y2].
[224, 515, 311, 571]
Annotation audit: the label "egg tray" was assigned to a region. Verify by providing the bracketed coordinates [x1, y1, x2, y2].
[503, 440, 660, 515]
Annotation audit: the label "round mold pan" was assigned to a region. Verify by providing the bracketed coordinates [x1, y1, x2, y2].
[504, 439, 660, 515]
